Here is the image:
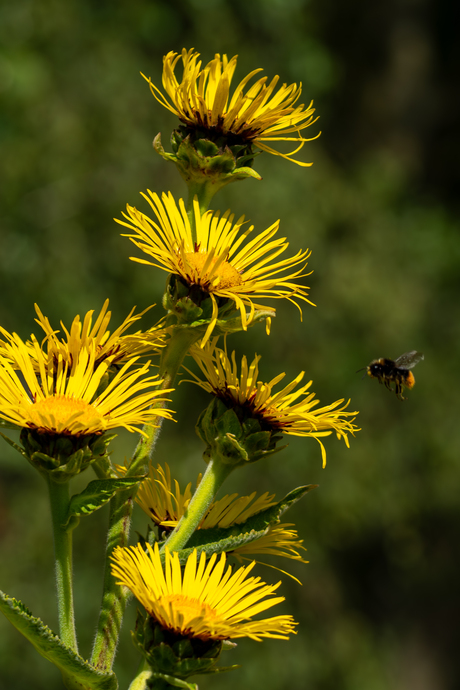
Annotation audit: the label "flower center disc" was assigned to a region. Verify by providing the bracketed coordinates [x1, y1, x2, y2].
[27, 395, 106, 434]
[184, 252, 243, 290]
[160, 593, 217, 625]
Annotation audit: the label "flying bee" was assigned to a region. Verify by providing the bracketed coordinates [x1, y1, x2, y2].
[358, 351, 424, 400]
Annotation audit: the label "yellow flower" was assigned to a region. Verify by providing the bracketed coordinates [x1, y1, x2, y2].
[186, 341, 359, 467]
[144, 48, 320, 166]
[0, 333, 173, 436]
[135, 463, 196, 528]
[111, 542, 297, 641]
[33, 299, 166, 369]
[136, 462, 276, 528]
[117, 191, 313, 345]
[135, 463, 307, 568]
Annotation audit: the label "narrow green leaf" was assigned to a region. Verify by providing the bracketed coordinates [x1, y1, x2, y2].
[176, 528, 269, 563]
[174, 484, 316, 564]
[65, 477, 145, 525]
[151, 673, 197, 689]
[267, 484, 318, 522]
[127, 670, 152, 690]
[0, 431, 28, 458]
[200, 664, 240, 675]
[221, 640, 237, 651]
[0, 590, 117, 690]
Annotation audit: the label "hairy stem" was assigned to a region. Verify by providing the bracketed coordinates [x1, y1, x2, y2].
[162, 457, 233, 554]
[47, 478, 78, 652]
[90, 483, 133, 671]
[91, 326, 200, 671]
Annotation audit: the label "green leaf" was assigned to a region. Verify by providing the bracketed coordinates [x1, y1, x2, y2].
[256, 484, 318, 526]
[65, 477, 145, 525]
[173, 485, 316, 563]
[0, 431, 28, 458]
[0, 590, 117, 690]
[175, 529, 267, 563]
[150, 673, 197, 689]
[221, 640, 237, 651]
[200, 664, 240, 675]
[127, 670, 152, 690]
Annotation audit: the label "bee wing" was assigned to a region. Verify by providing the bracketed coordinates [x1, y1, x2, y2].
[394, 351, 424, 369]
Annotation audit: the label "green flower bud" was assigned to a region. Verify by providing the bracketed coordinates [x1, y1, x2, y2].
[196, 397, 285, 467]
[154, 130, 262, 195]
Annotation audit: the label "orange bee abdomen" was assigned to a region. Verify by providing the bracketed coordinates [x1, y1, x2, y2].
[405, 371, 415, 389]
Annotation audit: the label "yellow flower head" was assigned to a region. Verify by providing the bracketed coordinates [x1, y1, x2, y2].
[186, 341, 359, 467]
[144, 48, 320, 166]
[117, 191, 313, 345]
[111, 542, 297, 641]
[33, 299, 166, 370]
[0, 332, 173, 436]
[135, 463, 197, 528]
[136, 462, 276, 529]
[136, 463, 307, 571]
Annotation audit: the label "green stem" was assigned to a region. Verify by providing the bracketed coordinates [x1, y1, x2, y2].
[186, 180, 222, 245]
[127, 327, 202, 479]
[90, 482, 133, 671]
[47, 477, 78, 652]
[159, 326, 202, 387]
[91, 326, 200, 671]
[162, 457, 233, 554]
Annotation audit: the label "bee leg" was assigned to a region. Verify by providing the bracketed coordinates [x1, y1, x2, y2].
[395, 381, 407, 401]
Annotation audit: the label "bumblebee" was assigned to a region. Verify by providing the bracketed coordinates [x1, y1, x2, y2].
[358, 351, 424, 400]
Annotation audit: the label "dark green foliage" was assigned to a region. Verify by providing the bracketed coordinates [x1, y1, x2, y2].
[0, 591, 117, 690]
[65, 476, 146, 526]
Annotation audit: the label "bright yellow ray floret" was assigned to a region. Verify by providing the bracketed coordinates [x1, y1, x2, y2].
[136, 462, 277, 529]
[111, 542, 297, 641]
[0, 332, 173, 436]
[133, 463, 307, 570]
[144, 48, 320, 166]
[185, 340, 359, 467]
[33, 299, 166, 369]
[117, 191, 313, 345]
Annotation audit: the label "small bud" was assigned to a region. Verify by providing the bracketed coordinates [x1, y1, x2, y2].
[196, 397, 285, 467]
[154, 130, 262, 194]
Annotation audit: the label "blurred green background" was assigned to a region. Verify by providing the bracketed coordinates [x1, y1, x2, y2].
[1, 0, 459, 688]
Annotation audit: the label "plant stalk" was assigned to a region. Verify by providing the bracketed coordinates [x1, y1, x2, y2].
[47, 477, 78, 652]
[162, 456, 233, 554]
[91, 325, 199, 671]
